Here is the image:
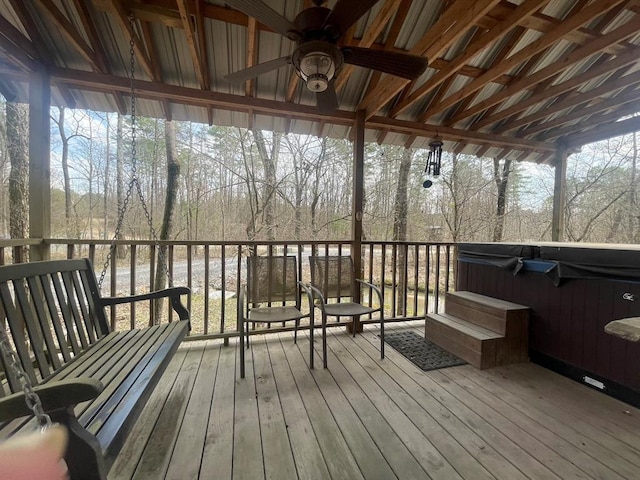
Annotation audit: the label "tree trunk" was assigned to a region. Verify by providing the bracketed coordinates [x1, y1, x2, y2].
[253, 129, 279, 241]
[6, 102, 29, 250]
[154, 120, 180, 322]
[103, 114, 111, 239]
[492, 158, 512, 242]
[630, 132, 638, 243]
[393, 148, 412, 316]
[116, 114, 125, 258]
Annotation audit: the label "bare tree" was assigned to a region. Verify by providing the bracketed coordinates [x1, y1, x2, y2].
[392, 148, 412, 315]
[6, 102, 29, 248]
[154, 119, 180, 320]
[253, 129, 280, 241]
[492, 158, 512, 242]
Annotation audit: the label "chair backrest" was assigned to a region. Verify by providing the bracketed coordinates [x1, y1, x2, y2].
[246, 255, 299, 306]
[309, 256, 354, 299]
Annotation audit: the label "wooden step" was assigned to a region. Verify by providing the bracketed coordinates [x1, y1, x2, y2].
[425, 313, 502, 369]
[445, 291, 529, 336]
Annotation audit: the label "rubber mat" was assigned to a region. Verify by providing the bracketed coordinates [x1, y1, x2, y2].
[383, 331, 466, 371]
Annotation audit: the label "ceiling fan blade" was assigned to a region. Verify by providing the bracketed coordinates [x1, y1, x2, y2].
[224, 0, 297, 39]
[316, 83, 338, 114]
[323, 0, 382, 37]
[225, 56, 291, 83]
[342, 47, 428, 80]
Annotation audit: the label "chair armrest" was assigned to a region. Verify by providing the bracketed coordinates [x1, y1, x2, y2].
[305, 283, 328, 312]
[297, 281, 316, 318]
[100, 286, 191, 321]
[0, 378, 104, 422]
[356, 278, 383, 304]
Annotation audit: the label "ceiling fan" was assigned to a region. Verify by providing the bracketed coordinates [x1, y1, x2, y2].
[224, 0, 429, 114]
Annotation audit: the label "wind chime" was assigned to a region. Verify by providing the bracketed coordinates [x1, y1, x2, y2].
[423, 137, 443, 188]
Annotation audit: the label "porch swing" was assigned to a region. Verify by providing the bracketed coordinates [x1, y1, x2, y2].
[0, 14, 190, 480]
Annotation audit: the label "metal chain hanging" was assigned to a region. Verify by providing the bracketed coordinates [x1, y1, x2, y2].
[98, 13, 172, 290]
[0, 327, 53, 430]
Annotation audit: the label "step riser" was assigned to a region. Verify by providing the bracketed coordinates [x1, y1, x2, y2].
[424, 327, 494, 369]
[426, 316, 486, 351]
[445, 301, 506, 335]
[445, 292, 529, 337]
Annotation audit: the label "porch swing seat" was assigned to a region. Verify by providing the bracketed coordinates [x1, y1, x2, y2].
[0, 258, 190, 480]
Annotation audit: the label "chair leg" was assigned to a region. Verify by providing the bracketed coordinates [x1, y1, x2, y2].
[353, 316, 357, 337]
[322, 314, 328, 369]
[294, 319, 298, 344]
[309, 315, 314, 370]
[380, 317, 385, 359]
[239, 320, 245, 379]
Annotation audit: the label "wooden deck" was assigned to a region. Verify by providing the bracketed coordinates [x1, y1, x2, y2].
[110, 322, 640, 479]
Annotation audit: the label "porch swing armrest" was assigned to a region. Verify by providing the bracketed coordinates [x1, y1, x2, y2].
[356, 278, 383, 303]
[99, 287, 191, 321]
[0, 378, 104, 422]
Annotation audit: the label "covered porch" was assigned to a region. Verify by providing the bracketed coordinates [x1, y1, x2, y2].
[112, 322, 640, 479]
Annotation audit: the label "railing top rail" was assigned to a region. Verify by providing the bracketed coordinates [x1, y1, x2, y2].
[0, 238, 43, 247]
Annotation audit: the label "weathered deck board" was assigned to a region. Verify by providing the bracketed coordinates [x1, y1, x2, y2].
[111, 322, 640, 480]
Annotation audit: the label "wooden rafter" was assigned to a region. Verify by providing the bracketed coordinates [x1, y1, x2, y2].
[449, 14, 640, 127]
[332, 0, 401, 93]
[534, 89, 640, 140]
[565, 114, 640, 148]
[492, 55, 640, 135]
[102, 0, 156, 81]
[36, 0, 100, 71]
[245, 17, 257, 97]
[421, 0, 628, 122]
[358, 0, 501, 119]
[176, 0, 209, 90]
[391, 0, 549, 118]
[72, 0, 127, 114]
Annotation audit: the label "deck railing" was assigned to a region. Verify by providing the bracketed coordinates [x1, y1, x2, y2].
[1, 239, 456, 340]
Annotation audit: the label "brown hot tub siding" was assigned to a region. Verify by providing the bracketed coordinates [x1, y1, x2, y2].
[457, 253, 640, 394]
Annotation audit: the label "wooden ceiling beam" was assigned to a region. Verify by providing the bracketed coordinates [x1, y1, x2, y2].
[176, 0, 209, 90]
[358, 0, 501, 119]
[245, 17, 257, 97]
[195, 0, 210, 87]
[333, 0, 401, 93]
[444, 25, 531, 127]
[72, 0, 127, 114]
[421, 0, 628, 122]
[36, 0, 100, 71]
[0, 27, 39, 72]
[564, 113, 640, 149]
[103, 0, 156, 81]
[46, 66, 554, 152]
[391, 0, 549, 118]
[367, 116, 554, 152]
[531, 88, 640, 139]
[453, 13, 640, 127]
[0, 12, 39, 61]
[483, 1, 633, 55]
[490, 52, 640, 134]
[366, 0, 412, 145]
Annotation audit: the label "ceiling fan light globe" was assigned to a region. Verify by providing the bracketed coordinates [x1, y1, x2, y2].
[300, 51, 335, 79]
[306, 74, 329, 92]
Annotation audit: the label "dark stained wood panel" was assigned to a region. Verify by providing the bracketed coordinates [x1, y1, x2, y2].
[457, 260, 640, 397]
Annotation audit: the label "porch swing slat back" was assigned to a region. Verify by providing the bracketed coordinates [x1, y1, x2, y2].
[0, 258, 190, 479]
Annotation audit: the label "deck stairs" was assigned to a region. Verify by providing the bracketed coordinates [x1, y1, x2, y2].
[426, 291, 530, 369]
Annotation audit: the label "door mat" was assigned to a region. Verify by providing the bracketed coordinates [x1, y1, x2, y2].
[383, 331, 466, 371]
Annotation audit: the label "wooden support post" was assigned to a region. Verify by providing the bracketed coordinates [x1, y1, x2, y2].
[29, 67, 51, 260]
[552, 147, 568, 242]
[350, 110, 366, 333]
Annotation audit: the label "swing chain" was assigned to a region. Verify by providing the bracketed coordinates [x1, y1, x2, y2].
[97, 13, 172, 291]
[0, 327, 52, 430]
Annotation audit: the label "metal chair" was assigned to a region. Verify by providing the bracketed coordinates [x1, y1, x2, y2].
[238, 255, 313, 378]
[307, 255, 384, 368]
